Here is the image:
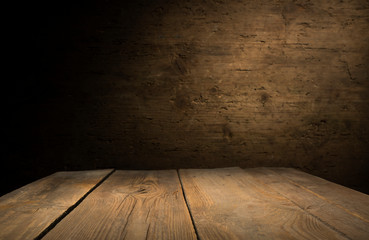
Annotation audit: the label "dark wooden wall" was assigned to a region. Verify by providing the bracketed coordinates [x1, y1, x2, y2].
[3, 0, 369, 195]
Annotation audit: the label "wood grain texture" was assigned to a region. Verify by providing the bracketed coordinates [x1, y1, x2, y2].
[244, 167, 369, 240]
[43, 170, 196, 240]
[269, 168, 369, 222]
[179, 167, 348, 240]
[0, 169, 113, 240]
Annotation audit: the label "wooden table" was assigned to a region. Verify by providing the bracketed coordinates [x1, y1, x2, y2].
[1, 167, 368, 240]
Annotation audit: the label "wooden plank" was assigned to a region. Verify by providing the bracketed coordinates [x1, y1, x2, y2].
[179, 167, 348, 240]
[244, 167, 369, 240]
[43, 170, 197, 240]
[0, 169, 113, 240]
[269, 167, 369, 221]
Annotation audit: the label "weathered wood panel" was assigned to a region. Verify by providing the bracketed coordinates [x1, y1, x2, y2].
[270, 167, 369, 221]
[179, 167, 348, 240]
[11, 0, 369, 197]
[244, 167, 369, 240]
[43, 170, 196, 240]
[0, 169, 113, 240]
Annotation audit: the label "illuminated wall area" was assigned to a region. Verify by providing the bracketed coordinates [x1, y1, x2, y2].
[3, 0, 369, 195]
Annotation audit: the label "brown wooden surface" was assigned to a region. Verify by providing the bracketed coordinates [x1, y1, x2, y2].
[244, 168, 369, 240]
[269, 167, 369, 222]
[0, 169, 113, 240]
[179, 167, 349, 240]
[2, 167, 369, 240]
[43, 170, 196, 240]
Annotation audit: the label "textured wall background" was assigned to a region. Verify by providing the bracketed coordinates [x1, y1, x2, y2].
[3, 0, 369, 195]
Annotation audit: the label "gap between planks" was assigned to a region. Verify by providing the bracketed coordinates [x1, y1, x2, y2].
[178, 167, 369, 240]
[34, 169, 116, 240]
[176, 169, 200, 240]
[31, 167, 369, 240]
[38, 169, 199, 240]
[42, 170, 197, 239]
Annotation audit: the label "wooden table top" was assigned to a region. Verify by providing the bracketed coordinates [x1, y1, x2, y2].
[1, 167, 368, 240]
